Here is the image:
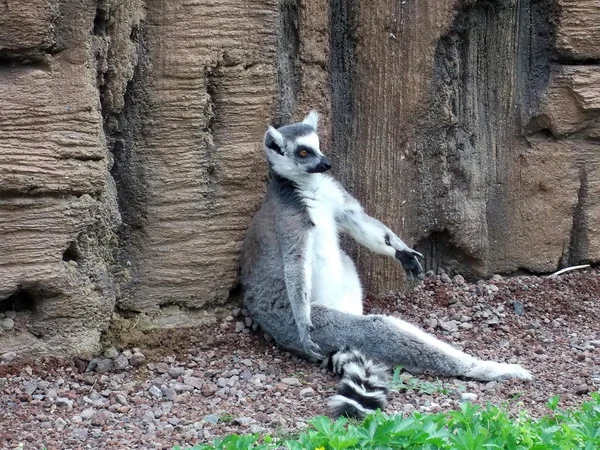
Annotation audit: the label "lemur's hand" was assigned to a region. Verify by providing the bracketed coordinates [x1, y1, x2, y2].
[298, 321, 324, 361]
[395, 248, 425, 280]
[384, 233, 425, 280]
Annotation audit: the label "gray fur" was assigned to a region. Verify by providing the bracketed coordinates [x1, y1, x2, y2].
[240, 112, 533, 399]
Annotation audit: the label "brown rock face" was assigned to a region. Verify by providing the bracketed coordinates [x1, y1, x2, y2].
[1, 0, 599, 354]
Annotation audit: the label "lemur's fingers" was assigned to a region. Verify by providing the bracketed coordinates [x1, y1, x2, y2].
[302, 336, 324, 361]
[395, 249, 425, 280]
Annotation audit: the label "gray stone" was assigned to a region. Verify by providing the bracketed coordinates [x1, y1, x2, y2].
[452, 274, 466, 285]
[300, 387, 315, 396]
[103, 347, 119, 359]
[72, 428, 89, 441]
[23, 381, 37, 395]
[170, 382, 194, 392]
[168, 367, 185, 378]
[244, 317, 253, 327]
[240, 359, 253, 367]
[54, 418, 67, 430]
[235, 321, 245, 333]
[203, 414, 219, 424]
[148, 385, 163, 399]
[440, 273, 452, 283]
[162, 385, 177, 401]
[1, 351, 17, 363]
[56, 397, 74, 408]
[460, 392, 478, 401]
[440, 321, 458, 332]
[94, 358, 114, 374]
[513, 301, 525, 316]
[216, 377, 227, 388]
[130, 352, 146, 367]
[142, 410, 155, 421]
[183, 376, 203, 390]
[113, 354, 129, 371]
[116, 394, 127, 405]
[1, 318, 15, 331]
[281, 377, 301, 386]
[424, 318, 438, 329]
[232, 417, 255, 426]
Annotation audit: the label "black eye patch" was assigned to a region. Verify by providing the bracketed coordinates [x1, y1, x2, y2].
[296, 145, 315, 157]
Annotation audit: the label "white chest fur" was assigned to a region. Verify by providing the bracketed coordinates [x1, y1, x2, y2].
[298, 175, 363, 314]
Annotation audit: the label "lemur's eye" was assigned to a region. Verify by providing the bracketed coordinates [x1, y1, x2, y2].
[299, 149, 308, 157]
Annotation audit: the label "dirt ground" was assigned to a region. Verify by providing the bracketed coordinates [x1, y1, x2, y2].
[0, 268, 599, 450]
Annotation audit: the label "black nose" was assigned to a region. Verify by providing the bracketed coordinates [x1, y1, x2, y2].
[321, 157, 332, 171]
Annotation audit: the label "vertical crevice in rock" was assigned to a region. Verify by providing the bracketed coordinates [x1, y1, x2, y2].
[105, 24, 149, 304]
[328, 0, 357, 173]
[568, 168, 589, 265]
[416, 0, 559, 277]
[275, 0, 300, 126]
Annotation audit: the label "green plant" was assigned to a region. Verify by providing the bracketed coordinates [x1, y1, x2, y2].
[391, 367, 452, 395]
[179, 393, 600, 450]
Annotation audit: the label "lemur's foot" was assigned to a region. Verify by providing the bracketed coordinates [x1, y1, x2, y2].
[465, 361, 533, 381]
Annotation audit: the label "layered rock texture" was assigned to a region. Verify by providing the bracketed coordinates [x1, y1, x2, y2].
[0, 0, 598, 355]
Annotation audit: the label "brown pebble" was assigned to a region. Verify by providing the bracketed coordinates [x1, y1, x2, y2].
[575, 384, 590, 395]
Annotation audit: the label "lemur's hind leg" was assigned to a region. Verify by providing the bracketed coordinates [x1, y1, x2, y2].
[310, 305, 532, 381]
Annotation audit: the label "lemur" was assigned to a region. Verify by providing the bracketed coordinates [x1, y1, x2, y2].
[240, 111, 532, 419]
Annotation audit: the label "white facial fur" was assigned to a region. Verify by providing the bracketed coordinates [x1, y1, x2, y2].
[296, 133, 323, 156]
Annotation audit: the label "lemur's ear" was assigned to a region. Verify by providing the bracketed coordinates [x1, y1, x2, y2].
[264, 126, 285, 155]
[302, 110, 319, 130]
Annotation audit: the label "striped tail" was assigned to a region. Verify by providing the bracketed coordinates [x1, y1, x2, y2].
[322, 347, 390, 420]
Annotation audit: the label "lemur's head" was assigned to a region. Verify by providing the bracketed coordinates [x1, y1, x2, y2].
[264, 110, 332, 180]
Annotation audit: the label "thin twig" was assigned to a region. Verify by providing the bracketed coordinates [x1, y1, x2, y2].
[548, 264, 590, 278]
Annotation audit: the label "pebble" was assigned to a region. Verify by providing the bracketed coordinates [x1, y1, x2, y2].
[424, 318, 438, 329]
[162, 385, 177, 401]
[170, 382, 194, 392]
[460, 392, 478, 402]
[104, 347, 119, 359]
[202, 383, 218, 397]
[155, 362, 169, 374]
[281, 377, 301, 386]
[56, 397, 74, 409]
[95, 358, 114, 374]
[575, 384, 590, 395]
[203, 414, 219, 424]
[54, 418, 67, 430]
[1, 351, 17, 363]
[23, 381, 37, 395]
[440, 321, 458, 332]
[148, 385, 163, 399]
[1, 318, 15, 331]
[130, 352, 146, 367]
[300, 387, 315, 397]
[440, 273, 452, 283]
[116, 394, 128, 405]
[81, 408, 95, 420]
[232, 417, 254, 426]
[235, 322, 245, 333]
[183, 376, 203, 390]
[72, 428, 89, 441]
[168, 367, 185, 378]
[113, 354, 129, 371]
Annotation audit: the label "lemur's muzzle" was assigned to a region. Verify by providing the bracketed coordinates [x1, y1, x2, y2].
[308, 156, 332, 173]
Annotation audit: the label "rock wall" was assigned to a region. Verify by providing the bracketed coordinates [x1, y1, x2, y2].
[0, 0, 598, 355]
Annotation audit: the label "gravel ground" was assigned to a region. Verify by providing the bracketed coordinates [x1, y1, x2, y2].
[1, 268, 599, 449]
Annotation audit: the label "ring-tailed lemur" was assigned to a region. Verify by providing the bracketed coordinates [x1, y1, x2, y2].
[240, 111, 533, 419]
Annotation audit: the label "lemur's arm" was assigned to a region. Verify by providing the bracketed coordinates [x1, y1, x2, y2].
[335, 187, 424, 279]
[276, 216, 324, 361]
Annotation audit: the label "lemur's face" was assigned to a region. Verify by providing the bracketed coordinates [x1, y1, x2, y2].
[264, 111, 332, 180]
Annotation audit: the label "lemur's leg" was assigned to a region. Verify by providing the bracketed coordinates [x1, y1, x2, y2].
[310, 305, 533, 381]
[336, 193, 424, 279]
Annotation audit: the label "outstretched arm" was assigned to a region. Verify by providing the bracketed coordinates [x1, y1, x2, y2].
[276, 216, 324, 360]
[335, 189, 424, 279]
